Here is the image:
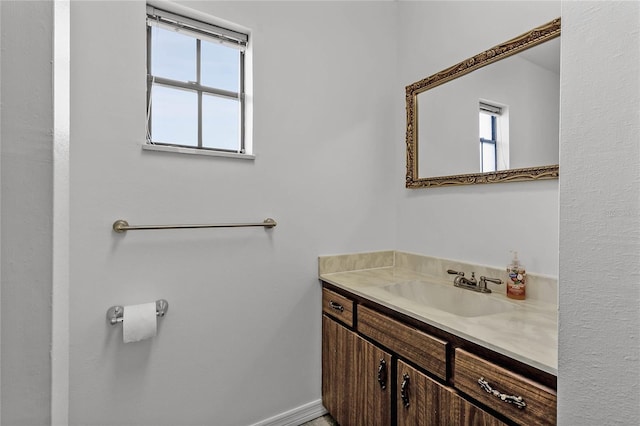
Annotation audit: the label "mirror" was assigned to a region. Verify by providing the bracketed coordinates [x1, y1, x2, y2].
[406, 18, 560, 188]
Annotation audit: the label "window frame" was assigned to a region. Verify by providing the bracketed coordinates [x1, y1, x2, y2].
[479, 112, 498, 173]
[145, 6, 249, 156]
[479, 101, 505, 173]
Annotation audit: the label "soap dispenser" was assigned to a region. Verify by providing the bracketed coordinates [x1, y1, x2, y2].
[506, 251, 526, 300]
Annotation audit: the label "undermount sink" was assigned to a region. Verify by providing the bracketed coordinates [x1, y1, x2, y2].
[381, 280, 516, 317]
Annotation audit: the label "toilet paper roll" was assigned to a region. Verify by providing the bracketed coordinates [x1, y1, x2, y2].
[123, 302, 157, 343]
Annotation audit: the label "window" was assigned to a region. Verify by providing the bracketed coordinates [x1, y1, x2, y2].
[479, 102, 508, 172]
[479, 108, 497, 172]
[146, 6, 249, 155]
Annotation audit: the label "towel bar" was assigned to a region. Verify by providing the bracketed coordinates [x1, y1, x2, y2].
[106, 299, 169, 325]
[113, 218, 277, 233]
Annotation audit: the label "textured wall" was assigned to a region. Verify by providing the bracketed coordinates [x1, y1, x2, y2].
[0, 1, 53, 425]
[558, 1, 640, 424]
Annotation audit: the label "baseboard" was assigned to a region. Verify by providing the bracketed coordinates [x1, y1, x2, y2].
[248, 399, 328, 426]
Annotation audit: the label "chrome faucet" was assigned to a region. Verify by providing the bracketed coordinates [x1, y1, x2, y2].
[448, 269, 477, 287]
[447, 269, 502, 293]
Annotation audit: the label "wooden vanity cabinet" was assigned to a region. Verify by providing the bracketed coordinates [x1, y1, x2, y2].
[321, 285, 557, 426]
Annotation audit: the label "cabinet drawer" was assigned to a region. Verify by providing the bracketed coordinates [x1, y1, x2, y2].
[322, 288, 354, 327]
[358, 305, 448, 380]
[455, 349, 557, 425]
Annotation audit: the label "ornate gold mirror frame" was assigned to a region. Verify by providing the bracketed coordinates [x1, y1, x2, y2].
[406, 18, 561, 188]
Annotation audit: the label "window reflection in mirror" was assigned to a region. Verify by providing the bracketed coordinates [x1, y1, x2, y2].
[479, 101, 509, 173]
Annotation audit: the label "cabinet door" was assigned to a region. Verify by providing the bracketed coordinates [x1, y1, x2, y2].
[354, 334, 391, 426]
[397, 360, 425, 426]
[397, 360, 506, 426]
[323, 315, 392, 426]
[323, 314, 357, 426]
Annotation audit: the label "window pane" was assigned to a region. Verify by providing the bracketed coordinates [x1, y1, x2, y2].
[202, 94, 239, 151]
[151, 26, 196, 82]
[201, 41, 239, 92]
[479, 112, 494, 140]
[151, 85, 198, 146]
[482, 142, 497, 172]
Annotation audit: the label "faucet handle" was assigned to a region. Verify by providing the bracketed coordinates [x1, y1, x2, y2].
[447, 269, 464, 276]
[480, 276, 503, 285]
[478, 276, 502, 292]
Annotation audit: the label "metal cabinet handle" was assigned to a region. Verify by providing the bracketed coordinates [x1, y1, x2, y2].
[400, 373, 410, 408]
[377, 359, 387, 390]
[328, 301, 344, 312]
[478, 377, 527, 409]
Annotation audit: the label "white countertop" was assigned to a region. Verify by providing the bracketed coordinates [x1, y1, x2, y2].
[320, 264, 558, 375]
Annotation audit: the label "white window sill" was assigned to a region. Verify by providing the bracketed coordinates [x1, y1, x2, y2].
[142, 143, 255, 160]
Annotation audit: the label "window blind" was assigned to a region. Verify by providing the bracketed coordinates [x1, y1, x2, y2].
[146, 6, 248, 50]
[479, 102, 502, 115]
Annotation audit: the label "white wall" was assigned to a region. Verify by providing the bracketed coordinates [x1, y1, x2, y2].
[558, 1, 640, 424]
[67, 1, 395, 425]
[395, 1, 561, 276]
[0, 2, 53, 425]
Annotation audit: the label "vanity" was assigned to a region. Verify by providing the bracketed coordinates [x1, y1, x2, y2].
[319, 251, 557, 426]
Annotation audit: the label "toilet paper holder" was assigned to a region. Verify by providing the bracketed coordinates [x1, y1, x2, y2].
[106, 299, 169, 325]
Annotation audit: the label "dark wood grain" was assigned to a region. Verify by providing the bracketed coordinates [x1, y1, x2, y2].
[322, 288, 354, 328]
[322, 314, 391, 426]
[354, 333, 392, 425]
[358, 305, 448, 380]
[322, 315, 356, 425]
[455, 349, 556, 425]
[398, 360, 507, 426]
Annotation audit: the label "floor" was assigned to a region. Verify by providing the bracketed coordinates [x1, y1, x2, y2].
[301, 414, 338, 426]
